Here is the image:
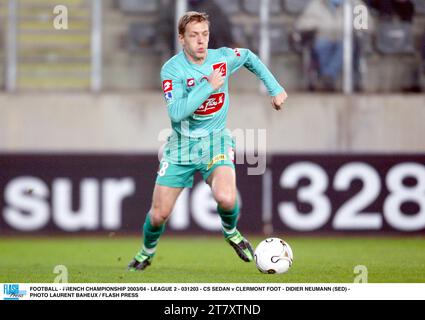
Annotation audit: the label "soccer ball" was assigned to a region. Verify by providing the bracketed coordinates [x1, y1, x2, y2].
[254, 238, 294, 274]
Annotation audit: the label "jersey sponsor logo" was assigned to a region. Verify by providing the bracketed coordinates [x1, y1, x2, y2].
[164, 91, 173, 102]
[187, 78, 195, 87]
[162, 80, 173, 93]
[207, 154, 227, 170]
[194, 93, 226, 116]
[212, 62, 227, 77]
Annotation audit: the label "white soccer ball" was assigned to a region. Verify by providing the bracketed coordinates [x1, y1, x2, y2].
[254, 238, 294, 274]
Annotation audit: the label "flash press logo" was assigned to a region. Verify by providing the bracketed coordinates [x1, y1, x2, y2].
[3, 284, 27, 300]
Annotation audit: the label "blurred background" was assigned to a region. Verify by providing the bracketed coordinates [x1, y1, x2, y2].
[0, 0, 424, 236]
[2, 0, 425, 92]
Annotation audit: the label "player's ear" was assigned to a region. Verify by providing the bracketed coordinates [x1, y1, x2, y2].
[178, 33, 185, 46]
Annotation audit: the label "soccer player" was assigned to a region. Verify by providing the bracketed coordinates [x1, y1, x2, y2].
[128, 12, 287, 271]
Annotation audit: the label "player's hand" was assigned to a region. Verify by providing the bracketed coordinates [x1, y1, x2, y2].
[271, 91, 287, 111]
[208, 69, 225, 91]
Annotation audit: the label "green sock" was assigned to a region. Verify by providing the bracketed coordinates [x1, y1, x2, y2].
[217, 200, 240, 236]
[142, 213, 165, 254]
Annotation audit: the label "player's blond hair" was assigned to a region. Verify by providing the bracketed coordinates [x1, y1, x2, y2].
[178, 11, 210, 35]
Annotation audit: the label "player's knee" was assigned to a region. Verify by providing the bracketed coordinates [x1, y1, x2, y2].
[150, 206, 171, 227]
[215, 191, 236, 211]
[150, 211, 168, 227]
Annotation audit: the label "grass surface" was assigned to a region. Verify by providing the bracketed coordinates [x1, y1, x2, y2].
[1, 236, 425, 283]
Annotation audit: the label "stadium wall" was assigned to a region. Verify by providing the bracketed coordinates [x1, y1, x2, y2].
[0, 93, 425, 153]
[1, 93, 425, 235]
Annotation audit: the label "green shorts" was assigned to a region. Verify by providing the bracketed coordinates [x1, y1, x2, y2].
[156, 130, 236, 188]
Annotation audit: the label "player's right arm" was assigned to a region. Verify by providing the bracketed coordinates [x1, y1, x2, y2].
[161, 64, 217, 123]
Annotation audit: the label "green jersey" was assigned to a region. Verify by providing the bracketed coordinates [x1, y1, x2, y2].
[161, 47, 284, 139]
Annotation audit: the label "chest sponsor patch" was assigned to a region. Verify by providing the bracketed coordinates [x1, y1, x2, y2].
[212, 62, 227, 77]
[162, 80, 173, 93]
[194, 93, 225, 116]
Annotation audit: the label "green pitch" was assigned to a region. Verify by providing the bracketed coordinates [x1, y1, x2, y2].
[1, 236, 424, 283]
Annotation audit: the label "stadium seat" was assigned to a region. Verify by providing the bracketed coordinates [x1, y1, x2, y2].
[290, 30, 366, 91]
[213, 0, 241, 15]
[231, 24, 251, 48]
[357, 32, 374, 56]
[119, 0, 158, 14]
[376, 22, 415, 54]
[412, 0, 425, 15]
[252, 24, 290, 54]
[242, 0, 283, 15]
[283, 0, 311, 15]
[290, 30, 319, 90]
[128, 22, 158, 53]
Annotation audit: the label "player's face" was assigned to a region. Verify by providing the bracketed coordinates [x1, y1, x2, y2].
[180, 21, 210, 63]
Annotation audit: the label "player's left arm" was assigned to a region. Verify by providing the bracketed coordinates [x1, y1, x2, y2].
[222, 47, 288, 110]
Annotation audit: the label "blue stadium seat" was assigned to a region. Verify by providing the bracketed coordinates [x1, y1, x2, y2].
[412, 0, 425, 15]
[252, 24, 290, 54]
[213, 0, 241, 15]
[376, 22, 415, 54]
[242, 0, 283, 15]
[119, 0, 158, 14]
[128, 22, 157, 53]
[283, 0, 311, 15]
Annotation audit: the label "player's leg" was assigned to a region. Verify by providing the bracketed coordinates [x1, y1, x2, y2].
[145, 184, 184, 252]
[129, 157, 195, 271]
[206, 166, 254, 262]
[207, 166, 238, 233]
[128, 184, 183, 271]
